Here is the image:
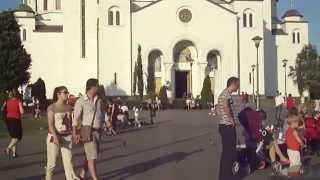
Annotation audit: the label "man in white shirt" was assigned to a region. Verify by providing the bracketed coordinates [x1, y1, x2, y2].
[275, 91, 284, 123]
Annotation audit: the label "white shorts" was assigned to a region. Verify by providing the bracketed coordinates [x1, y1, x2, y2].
[287, 149, 301, 167]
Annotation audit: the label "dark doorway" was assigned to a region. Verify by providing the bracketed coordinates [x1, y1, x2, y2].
[175, 71, 188, 98]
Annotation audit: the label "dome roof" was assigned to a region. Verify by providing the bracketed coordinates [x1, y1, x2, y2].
[15, 4, 35, 13]
[281, 9, 303, 19]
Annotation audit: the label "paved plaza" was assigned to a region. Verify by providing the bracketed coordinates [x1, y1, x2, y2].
[0, 109, 319, 180]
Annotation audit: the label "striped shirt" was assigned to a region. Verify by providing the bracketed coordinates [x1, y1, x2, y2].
[216, 89, 234, 126]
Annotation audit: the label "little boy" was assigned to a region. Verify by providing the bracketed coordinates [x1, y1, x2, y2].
[286, 115, 305, 167]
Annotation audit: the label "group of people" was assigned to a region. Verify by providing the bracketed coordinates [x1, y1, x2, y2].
[185, 94, 201, 110]
[215, 76, 320, 180]
[1, 78, 160, 180]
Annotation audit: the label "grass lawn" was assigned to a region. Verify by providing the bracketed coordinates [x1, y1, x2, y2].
[0, 115, 48, 139]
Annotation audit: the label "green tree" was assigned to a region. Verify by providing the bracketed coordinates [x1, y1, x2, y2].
[147, 59, 155, 95]
[133, 62, 137, 96]
[289, 44, 319, 97]
[137, 45, 144, 97]
[200, 75, 214, 107]
[31, 78, 47, 111]
[0, 11, 31, 99]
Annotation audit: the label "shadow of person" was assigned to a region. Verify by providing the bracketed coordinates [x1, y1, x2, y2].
[100, 149, 204, 179]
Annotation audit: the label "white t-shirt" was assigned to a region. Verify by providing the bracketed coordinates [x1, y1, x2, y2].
[275, 95, 284, 107]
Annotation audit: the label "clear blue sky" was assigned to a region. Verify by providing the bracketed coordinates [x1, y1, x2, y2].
[0, 0, 319, 50]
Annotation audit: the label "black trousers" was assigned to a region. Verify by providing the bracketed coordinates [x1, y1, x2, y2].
[219, 124, 237, 180]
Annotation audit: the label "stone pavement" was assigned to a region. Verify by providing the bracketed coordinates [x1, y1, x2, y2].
[0, 109, 319, 180]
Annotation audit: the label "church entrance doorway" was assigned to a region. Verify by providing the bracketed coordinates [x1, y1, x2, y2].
[175, 71, 190, 98]
[172, 40, 197, 99]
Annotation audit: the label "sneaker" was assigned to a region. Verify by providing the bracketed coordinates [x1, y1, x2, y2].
[12, 153, 18, 158]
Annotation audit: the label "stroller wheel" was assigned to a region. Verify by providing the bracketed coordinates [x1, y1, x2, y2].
[271, 161, 282, 175]
[232, 161, 240, 175]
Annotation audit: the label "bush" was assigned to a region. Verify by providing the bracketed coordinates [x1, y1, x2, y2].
[159, 86, 169, 109]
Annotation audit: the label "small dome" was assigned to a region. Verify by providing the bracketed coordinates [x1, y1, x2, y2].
[281, 9, 303, 19]
[15, 4, 35, 13]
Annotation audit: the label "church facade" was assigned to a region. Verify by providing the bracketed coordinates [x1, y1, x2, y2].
[14, 0, 309, 100]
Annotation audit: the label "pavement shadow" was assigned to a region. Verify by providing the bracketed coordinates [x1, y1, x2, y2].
[0, 144, 121, 171]
[100, 149, 204, 179]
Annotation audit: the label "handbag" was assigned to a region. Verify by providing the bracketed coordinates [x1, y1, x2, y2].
[1, 100, 7, 120]
[80, 98, 99, 143]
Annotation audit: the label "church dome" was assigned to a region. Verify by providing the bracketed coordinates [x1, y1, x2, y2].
[15, 4, 35, 13]
[281, 9, 303, 19]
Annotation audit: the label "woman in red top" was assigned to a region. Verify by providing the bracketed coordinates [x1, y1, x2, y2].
[286, 94, 295, 110]
[2, 89, 24, 157]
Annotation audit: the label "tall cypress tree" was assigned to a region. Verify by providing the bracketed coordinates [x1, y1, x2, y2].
[0, 11, 31, 97]
[137, 45, 144, 97]
[200, 75, 214, 107]
[133, 62, 137, 96]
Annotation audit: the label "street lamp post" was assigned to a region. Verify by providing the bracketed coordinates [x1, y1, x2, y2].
[282, 59, 288, 97]
[189, 59, 194, 95]
[251, 64, 256, 103]
[252, 36, 263, 110]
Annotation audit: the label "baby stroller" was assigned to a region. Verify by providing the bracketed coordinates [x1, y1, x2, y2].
[304, 114, 320, 155]
[236, 107, 268, 175]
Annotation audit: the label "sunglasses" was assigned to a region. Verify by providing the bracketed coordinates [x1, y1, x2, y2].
[59, 91, 69, 95]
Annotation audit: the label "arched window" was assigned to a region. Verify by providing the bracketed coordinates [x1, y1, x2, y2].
[243, 13, 247, 27]
[292, 30, 301, 44]
[292, 32, 296, 43]
[56, 0, 61, 10]
[22, 29, 27, 41]
[207, 51, 219, 72]
[116, 11, 120, 25]
[249, 13, 253, 27]
[108, 11, 113, 25]
[44, 0, 48, 11]
[243, 9, 254, 28]
[108, 6, 121, 26]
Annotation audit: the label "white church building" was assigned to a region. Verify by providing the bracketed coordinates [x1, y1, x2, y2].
[14, 0, 309, 100]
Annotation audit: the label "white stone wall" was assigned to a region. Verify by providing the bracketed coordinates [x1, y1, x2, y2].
[234, 1, 266, 95]
[132, 0, 239, 99]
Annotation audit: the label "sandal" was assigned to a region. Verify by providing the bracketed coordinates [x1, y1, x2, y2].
[4, 148, 11, 156]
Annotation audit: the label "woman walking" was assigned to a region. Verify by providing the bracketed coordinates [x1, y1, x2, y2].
[2, 89, 24, 158]
[45, 86, 79, 180]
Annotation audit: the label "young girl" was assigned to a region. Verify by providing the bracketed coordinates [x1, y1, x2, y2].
[286, 115, 305, 167]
